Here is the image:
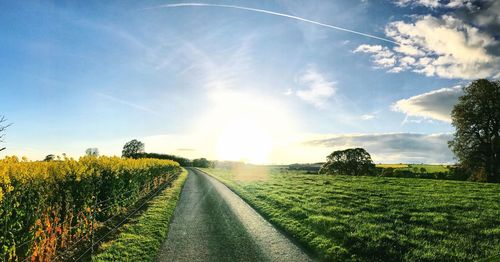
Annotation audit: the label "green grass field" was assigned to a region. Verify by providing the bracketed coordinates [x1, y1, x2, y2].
[201, 167, 500, 261]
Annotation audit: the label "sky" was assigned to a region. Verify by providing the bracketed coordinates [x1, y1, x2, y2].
[0, 0, 499, 164]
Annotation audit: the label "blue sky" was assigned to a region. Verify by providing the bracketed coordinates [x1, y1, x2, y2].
[1, 0, 499, 163]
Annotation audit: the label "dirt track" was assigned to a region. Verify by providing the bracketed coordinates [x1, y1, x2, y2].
[156, 168, 312, 262]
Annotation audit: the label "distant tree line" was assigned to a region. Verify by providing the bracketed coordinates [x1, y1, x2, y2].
[288, 163, 323, 174]
[121, 139, 212, 167]
[130, 152, 212, 168]
[375, 166, 470, 181]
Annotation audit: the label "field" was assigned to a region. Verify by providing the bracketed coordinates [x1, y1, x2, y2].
[0, 156, 181, 261]
[201, 166, 500, 261]
[376, 164, 409, 168]
[376, 164, 449, 173]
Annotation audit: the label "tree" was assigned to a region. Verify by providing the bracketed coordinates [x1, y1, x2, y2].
[319, 148, 375, 176]
[0, 115, 12, 152]
[192, 158, 211, 168]
[44, 154, 55, 161]
[448, 79, 500, 182]
[122, 139, 145, 158]
[85, 148, 99, 157]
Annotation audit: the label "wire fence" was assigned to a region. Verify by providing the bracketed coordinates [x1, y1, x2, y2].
[9, 173, 177, 262]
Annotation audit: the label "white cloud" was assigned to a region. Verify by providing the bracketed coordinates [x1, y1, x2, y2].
[355, 14, 500, 79]
[295, 67, 336, 108]
[394, 0, 472, 8]
[361, 114, 376, 120]
[354, 44, 398, 69]
[307, 132, 455, 163]
[392, 86, 463, 122]
[395, 0, 440, 8]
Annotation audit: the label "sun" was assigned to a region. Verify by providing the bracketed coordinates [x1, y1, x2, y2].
[193, 89, 297, 164]
[216, 119, 272, 164]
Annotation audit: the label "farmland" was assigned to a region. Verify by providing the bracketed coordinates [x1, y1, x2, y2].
[0, 156, 182, 261]
[201, 166, 500, 261]
[376, 164, 449, 173]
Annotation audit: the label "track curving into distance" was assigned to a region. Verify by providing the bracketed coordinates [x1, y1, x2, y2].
[157, 168, 312, 262]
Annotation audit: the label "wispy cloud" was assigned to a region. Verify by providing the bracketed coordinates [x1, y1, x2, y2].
[141, 3, 398, 44]
[294, 67, 336, 109]
[170, 33, 256, 92]
[353, 44, 397, 69]
[95, 92, 161, 116]
[361, 114, 376, 120]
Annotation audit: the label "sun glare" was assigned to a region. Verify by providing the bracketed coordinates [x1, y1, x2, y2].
[194, 89, 297, 164]
[216, 119, 273, 164]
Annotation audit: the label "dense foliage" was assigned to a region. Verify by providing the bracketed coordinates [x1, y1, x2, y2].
[132, 152, 212, 167]
[319, 148, 375, 176]
[202, 167, 500, 261]
[449, 79, 500, 182]
[192, 158, 211, 168]
[122, 139, 145, 158]
[0, 156, 180, 261]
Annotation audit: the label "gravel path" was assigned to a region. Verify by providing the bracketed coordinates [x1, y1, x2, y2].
[156, 168, 312, 262]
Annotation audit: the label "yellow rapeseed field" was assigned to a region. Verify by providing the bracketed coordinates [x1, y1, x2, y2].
[0, 156, 180, 261]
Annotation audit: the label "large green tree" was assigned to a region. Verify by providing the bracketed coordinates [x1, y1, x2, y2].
[449, 79, 500, 182]
[319, 148, 375, 176]
[122, 139, 145, 158]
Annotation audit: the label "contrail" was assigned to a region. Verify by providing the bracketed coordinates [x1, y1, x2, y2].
[142, 3, 399, 45]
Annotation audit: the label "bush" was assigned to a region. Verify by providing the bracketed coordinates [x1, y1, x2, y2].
[0, 156, 180, 261]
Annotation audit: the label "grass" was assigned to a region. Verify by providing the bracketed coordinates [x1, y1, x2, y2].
[92, 169, 188, 261]
[200, 166, 500, 261]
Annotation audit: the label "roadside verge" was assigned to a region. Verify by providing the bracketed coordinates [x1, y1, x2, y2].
[93, 168, 188, 261]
